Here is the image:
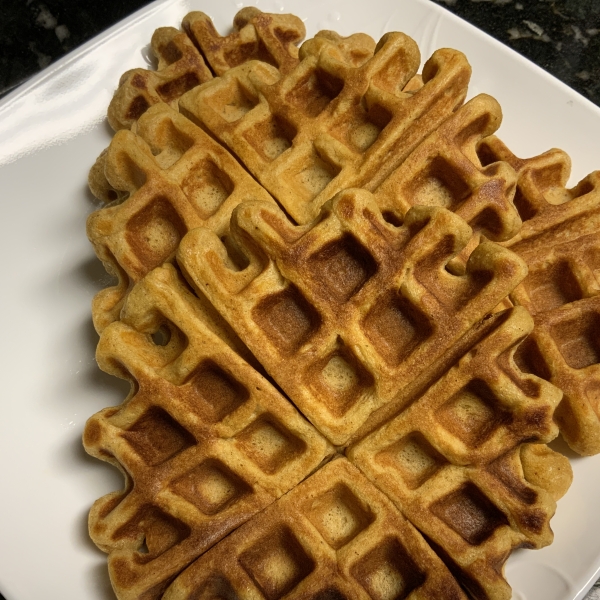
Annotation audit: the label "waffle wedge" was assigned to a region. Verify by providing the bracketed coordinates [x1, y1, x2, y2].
[479, 136, 600, 455]
[88, 102, 275, 332]
[83, 264, 334, 600]
[177, 189, 527, 445]
[372, 94, 521, 246]
[178, 30, 471, 224]
[348, 307, 571, 600]
[108, 8, 305, 131]
[163, 458, 469, 600]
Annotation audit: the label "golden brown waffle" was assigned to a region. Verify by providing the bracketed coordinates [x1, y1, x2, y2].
[108, 26, 213, 131]
[479, 136, 600, 455]
[348, 307, 571, 600]
[178, 30, 471, 224]
[372, 94, 521, 245]
[107, 8, 306, 131]
[182, 7, 305, 77]
[163, 458, 469, 600]
[87, 102, 275, 332]
[83, 264, 334, 600]
[177, 188, 527, 445]
[477, 135, 572, 222]
[85, 264, 570, 600]
[87, 11, 579, 599]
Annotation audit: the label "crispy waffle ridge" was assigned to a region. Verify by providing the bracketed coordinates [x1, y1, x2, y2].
[87, 102, 275, 333]
[178, 29, 471, 224]
[173, 189, 573, 599]
[478, 136, 600, 455]
[182, 8, 305, 77]
[162, 458, 470, 600]
[108, 8, 305, 131]
[372, 94, 521, 246]
[177, 188, 528, 445]
[83, 264, 334, 599]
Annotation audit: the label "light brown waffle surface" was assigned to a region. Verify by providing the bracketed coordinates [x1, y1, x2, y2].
[88, 102, 275, 332]
[107, 25, 212, 131]
[348, 307, 570, 600]
[85, 263, 571, 600]
[372, 94, 521, 245]
[178, 30, 471, 224]
[173, 189, 572, 598]
[107, 8, 305, 131]
[83, 264, 334, 599]
[163, 458, 469, 600]
[178, 189, 527, 445]
[479, 136, 600, 455]
[182, 8, 305, 77]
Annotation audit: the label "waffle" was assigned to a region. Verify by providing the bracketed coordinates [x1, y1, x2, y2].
[107, 8, 305, 131]
[163, 457, 469, 600]
[479, 136, 600, 455]
[178, 29, 471, 224]
[87, 102, 275, 332]
[108, 26, 212, 131]
[177, 188, 528, 445]
[372, 94, 521, 246]
[182, 8, 305, 77]
[85, 264, 570, 600]
[176, 185, 571, 597]
[348, 306, 571, 600]
[86, 10, 578, 600]
[83, 264, 334, 600]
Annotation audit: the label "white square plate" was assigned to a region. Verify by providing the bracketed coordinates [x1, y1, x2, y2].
[1, 0, 599, 598]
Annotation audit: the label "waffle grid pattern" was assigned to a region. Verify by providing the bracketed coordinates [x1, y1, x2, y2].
[178, 189, 527, 445]
[84, 265, 334, 599]
[107, 8, 306, 131]
[480, 136, 600, 455]
[82, 8, 597, 600]
[179, 31, 471, 225]
[88, 103, 275, 331]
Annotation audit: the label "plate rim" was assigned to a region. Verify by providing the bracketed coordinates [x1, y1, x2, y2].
[1, 1, 599, 599]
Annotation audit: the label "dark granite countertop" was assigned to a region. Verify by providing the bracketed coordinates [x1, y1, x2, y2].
[0, 1, 599, 599]
[1, 0, 599, 107]
[430, 0, 599, 107]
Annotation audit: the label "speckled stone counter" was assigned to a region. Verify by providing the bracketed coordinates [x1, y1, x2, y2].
[1, 0, 599, 107]
[0, 0, 154, 98]
[429, 0, 599, 108]
[0, 1, 599, 599]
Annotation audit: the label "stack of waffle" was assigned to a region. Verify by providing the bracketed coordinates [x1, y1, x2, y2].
[84, 8, 600, 600]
